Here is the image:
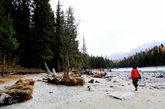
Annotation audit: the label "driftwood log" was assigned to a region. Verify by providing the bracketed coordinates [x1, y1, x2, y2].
[92, 72, 106, 78]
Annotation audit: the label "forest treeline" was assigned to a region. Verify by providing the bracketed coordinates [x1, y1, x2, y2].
[0, 0, 81, 74]
[112, 44, 165, 68]
[82, 54, 112, 69]
[83, 44, 165, 69]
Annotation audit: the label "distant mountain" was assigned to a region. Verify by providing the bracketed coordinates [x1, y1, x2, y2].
[108, 41, 165, 60]
[108, 52, 128, 60]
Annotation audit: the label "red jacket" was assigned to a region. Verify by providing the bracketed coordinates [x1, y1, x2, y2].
[131, 69, 139, 79]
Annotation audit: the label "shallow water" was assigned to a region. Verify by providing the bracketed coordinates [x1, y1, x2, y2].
[111, 66, 165, 72]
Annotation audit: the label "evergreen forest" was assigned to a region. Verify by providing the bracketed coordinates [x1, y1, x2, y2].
[0, 0, 165, 75]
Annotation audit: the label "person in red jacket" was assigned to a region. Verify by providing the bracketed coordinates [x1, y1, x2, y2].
[99, 68, 102, 72]
[131, 66, 140, 91]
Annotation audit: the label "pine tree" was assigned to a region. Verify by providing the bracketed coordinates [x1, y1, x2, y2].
[0, 0, 19, 75]
[31, 0, 55, 71]
[54, 0, 65, 72]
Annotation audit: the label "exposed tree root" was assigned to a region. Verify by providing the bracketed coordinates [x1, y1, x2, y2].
[0, 79, 35, 106]
[44, 73, 85, 86]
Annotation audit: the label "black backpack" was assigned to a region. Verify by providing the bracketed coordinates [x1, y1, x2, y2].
[138, 73, 141, 79]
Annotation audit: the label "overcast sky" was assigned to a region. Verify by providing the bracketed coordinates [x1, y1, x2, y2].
[50, 0, 165, 57]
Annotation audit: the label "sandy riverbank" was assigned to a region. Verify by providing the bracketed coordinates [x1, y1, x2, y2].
[0, 72, 165, 109]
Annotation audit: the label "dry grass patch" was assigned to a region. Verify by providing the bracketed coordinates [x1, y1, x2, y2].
[0, 64, 43, 73]
[0, 75, 26, 79]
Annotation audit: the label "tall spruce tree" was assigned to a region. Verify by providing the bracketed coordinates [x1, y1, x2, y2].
[31, 0, 55, 71]
[0, 0, 19, 75]
[54, 0, 64, 71]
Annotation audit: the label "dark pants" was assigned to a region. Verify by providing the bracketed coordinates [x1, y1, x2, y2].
[132, 77, 138, 88]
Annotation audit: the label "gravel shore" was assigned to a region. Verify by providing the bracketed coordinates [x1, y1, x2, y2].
[0, 71, 165, 109]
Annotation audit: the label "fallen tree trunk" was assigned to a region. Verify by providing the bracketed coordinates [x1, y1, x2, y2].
[2, 52, 6, 76]
[44, 61, 52, 74]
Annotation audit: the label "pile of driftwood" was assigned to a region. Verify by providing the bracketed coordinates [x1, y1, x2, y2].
[0, 79, 35, 106]
[89, 72, 106, 78]
[44, 73, 85, 86]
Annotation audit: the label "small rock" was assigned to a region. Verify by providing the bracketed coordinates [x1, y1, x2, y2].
[88, 79, 94, 83]
[87, 86, 95, 91]
[156, 74, 165, 78]
[110, 86, 114, 88]
[87, 86, 91, 91]
[37, 79, 42, 82]
[106, 78, 111, 82]
[139, 84, 146, 87]
[49, 91, 53, 93]
[95, 80, 100, 83]
[113, 80, 118, 83]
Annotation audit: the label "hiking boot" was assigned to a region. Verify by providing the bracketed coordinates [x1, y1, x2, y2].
[135, 87, 138, 91]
